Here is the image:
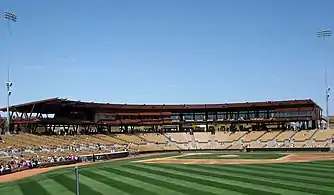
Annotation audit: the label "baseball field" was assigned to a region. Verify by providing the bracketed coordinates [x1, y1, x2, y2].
[0, 152, 333, 195]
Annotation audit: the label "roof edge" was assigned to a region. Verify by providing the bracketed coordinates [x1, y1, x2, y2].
[0, 98, 321, 112]
[0, 97, 61, 111]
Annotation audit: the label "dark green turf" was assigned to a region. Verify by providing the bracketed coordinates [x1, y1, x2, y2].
[0, 153, 333, 195]
[18, 179, 51, 195]
[124, 164, 280, 195]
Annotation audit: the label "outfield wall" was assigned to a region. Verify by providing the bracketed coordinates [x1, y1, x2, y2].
[246, 147, 331, 152]
[39, 160, 76, 168]
[138, 147, 332, 154]
[79, 151, 129, 162]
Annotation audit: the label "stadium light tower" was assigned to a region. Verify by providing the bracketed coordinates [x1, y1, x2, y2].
[317, 29, 331, 129]
[4, 11, 17, 133]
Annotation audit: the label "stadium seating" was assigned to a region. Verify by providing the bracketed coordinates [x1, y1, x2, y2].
[166, 132, 192, 143]
[0, 129, 333, 162]
[197, 142, 212, 149]
[292, 130, 316, 141]
[212, 142, 231, 149]
[260, 131, 281, 141]
[0, 134, 42, 149]
[164, 145, 179, 150]
[128, 143, 178, 152]
[275, 131, 297, 142]
[249, 142, 265, 148]
[215, 131, 247, 142]
[310, 142, 328, 147]
[315, 129, 334, 141]
[266, 141, 277, 148]
[242, 131, 265, 142]
[229, 143, 244, 150]
[176, 144, 189, 150]
[291, 141, 306, 148]
[0, 156, 11, 165]
[116, 134, 146, 144]
[0, 133, 127, 150]
[137, 145, 163, 152]
[248, 142, 259, 148]
[92, 134, 128, 145]
[138, 133, 166, 144]
[194, 132, 212, 142]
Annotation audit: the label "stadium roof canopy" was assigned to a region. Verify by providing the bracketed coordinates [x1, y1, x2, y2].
[0, 98, 321, 114]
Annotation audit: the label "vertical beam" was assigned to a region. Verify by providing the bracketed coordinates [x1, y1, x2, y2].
[205, 111, 208, 132]
[44, 124, 48, 134]
[83, 125, 87, 134]
[75, 166, 80, 195]
[9, 110, 14, 118]
[32, 124, 37, 133]
[13, 108, 19, 118]
[74, 125, 78, 134]
[29, 104, 35, 118]
[325, 68, 330, 129]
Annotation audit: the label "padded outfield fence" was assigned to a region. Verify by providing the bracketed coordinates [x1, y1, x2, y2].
[139, 146, 333, 154]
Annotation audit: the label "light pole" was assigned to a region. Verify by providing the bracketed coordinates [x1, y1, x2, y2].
[317, 29, 331, 129]
[4, 11, 17, 133]
[75, 166, 80, 195]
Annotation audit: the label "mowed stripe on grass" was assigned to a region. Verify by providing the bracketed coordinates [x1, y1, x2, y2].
[0, 156, 333, 195]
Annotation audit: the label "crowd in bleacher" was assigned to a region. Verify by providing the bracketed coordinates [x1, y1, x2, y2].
[0, 148, 82, 176]
[0, 154, 40, 175]
[0, 132, 151, 176]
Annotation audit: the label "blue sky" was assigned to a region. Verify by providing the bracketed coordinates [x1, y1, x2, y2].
[0, 0, 333, 114]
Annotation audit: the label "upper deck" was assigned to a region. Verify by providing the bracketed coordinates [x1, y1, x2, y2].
[0, 98, 322, 126]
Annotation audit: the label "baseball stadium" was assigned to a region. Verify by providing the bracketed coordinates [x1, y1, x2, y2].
[0, 98, 333, 195]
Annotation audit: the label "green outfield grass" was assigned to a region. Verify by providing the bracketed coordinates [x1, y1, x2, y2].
[176, 152, 287, 159]
[0, 153, 333, 195]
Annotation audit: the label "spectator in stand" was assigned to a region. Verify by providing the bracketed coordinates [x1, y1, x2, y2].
[0, 151, 80, 176]
[5, 164, 11, 172]
[0, 164, 4, 173]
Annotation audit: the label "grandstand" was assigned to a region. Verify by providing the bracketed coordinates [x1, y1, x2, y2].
[259, 131, 281, 141]
[0, 98, 333, 163]
[0, 98, 324, 132]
